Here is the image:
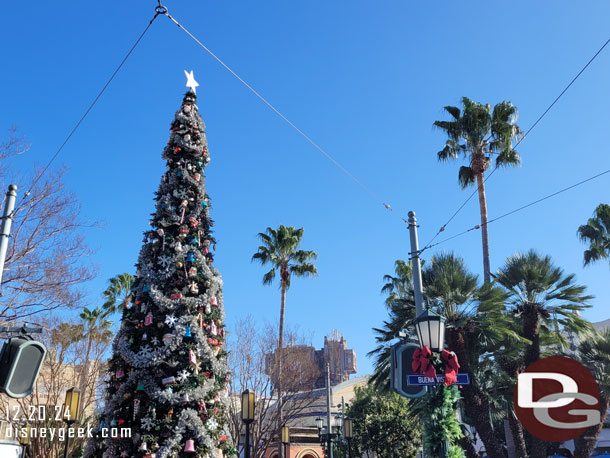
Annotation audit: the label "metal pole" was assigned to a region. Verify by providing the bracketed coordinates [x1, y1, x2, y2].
[245, 422, 251, 458]
[407, 211, 425, 315]
[0, 185, 17, 286]
[326, 363, 333, 458]
[63, 434, 71, 458]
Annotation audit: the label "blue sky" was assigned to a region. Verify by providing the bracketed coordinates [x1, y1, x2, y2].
[2, 1, 610, 377]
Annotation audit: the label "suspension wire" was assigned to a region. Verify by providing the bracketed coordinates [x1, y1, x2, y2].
[24, 11, 163, 198]
[423, 167, 610, 251]
[159, 9, 406, 222]
[421, 35, 610, 252]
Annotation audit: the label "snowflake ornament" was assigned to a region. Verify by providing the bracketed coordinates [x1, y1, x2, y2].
[165, 315, 177, 327]
[173, 189, 188, 200]
[177, 369, 190, 383]
[151, 337, 160, 346]
[138, 345, 153, 359]
[140, 416, 155, 431]
[158, 254, 172, 268]
[206, 417, 218, 431]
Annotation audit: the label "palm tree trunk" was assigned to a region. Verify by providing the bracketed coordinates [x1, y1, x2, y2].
[78, 334, 93, 413]
[475, 171, 491, 284]
[523, 304, 540, 369]
[277, 273, 287, 458]
[457, 435, 479, 458]
[447, 329, 506, 458]
[573, 395, 609, 458]
[507, 410, 527, 458]
[522, 304, 547, 458]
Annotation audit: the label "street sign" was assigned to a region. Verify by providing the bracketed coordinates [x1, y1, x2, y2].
[407, 373, 470, 386]
[390, 343, 426, 398]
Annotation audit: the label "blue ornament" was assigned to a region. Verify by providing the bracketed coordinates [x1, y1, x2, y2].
[186, 252, 195, 262]
[201, 201, 207, 208]
[177, 171, 182, 177]
[190, 237, 199, 246]
[185, 327, 192, 337]
[143, 285, 150, 293]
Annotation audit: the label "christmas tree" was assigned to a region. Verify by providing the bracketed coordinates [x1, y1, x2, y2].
[84, 81, 235, 458]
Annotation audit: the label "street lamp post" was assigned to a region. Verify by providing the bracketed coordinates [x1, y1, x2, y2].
[241, 390, 255, 458]
[62, 387, 81, 458]
[343, 418, 353, 458]
[281, 426, 290, 458]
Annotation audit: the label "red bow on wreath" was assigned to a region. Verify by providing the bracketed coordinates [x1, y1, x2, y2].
[412, 346, 437, 378]
[440, 349, 460, 386]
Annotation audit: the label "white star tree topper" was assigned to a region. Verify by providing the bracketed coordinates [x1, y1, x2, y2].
[184, 70, 199, 94]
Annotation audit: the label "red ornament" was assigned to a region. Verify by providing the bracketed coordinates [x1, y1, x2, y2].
[175, 147, 182, 153]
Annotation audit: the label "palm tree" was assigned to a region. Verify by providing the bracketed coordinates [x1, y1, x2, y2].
[101, 273, 134, 315]
[495, 250, 593, 458]
[251, 225, 317, 458]
[434, 97, 522, 283]
[495, 250, 592, 369]
[574, 328, 610, 458]
[577, 203, 610, 266]
[369, 260, 417, 391]
[78, 306, 113, 410]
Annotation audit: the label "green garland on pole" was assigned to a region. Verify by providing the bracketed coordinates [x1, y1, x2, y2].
[420, 385, 464, 458]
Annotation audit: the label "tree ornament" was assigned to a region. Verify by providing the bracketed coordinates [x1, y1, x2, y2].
[186, 252, 196, 262]
[142, 333, 148, 341]
[133, 399, 141, 419]
[189, 282, 199, 294]
[165, 315, 177, 327]
[180, 200, 188, 223]
[157, 254, 172, 269]
[162, 376, 175, 385]
[206, 418, 218, 431]
[139, 442, 148, 451]
[209, 322, 217, 336]
[136, 381, 145, 391]
[116, 369, 125, 379]
[162, 333, 173, 346]
[177, 369, 190, 383]
[210, 296, 218, 306]
[188, 266, 198, 278]
[184, 439, 196, 453]
[189, 349, 197, 365]
[138, 345, 153, 359]
[157, 228, 165, 250]
[142, 284, 150, 293]
[145, 312, 153, 326]
[184, 326, 192, 338]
